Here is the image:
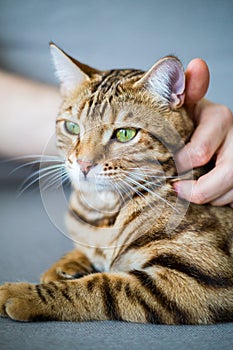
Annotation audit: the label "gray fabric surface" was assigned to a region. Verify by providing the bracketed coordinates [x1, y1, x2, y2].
[0, 1, 233, 349]
[1, 319, 233, 350]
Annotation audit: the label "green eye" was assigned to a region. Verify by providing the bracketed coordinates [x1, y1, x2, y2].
[64, 121, 80, 135]
[116, 128, 137, 143]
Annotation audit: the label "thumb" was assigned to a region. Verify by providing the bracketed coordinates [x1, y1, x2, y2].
[175, 59, 211, 173]
[185, 58, 210, 107]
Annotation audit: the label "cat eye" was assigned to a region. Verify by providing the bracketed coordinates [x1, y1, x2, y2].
[116, 128, 137, 143]
[64, 121, 80, 135]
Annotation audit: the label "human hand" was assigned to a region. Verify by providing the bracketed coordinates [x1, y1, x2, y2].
[173, 59, 233, 208]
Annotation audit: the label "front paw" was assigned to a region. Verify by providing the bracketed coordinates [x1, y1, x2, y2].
[41, 256, 93, 283]
[0, 282, 46, 321]
[0, 283, 13, 317]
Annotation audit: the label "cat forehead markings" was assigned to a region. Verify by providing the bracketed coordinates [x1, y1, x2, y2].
[102, 128, 114, 145]
[72, 70, 141, 115]
[115, 111, 134, 124]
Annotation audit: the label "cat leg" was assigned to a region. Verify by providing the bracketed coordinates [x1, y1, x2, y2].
[0, 271, 205, 323]
[2, 270, 233, 323]
[0, 272, 162, 323]
[41, 250, 97, 283]
[1, 270, 232, 323]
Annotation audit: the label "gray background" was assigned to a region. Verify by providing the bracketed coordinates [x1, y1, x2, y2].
[0, 0, 233, 109]
[0, 1, 233, 349]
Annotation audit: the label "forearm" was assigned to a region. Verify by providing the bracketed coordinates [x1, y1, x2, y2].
[0, 70, 61, 157]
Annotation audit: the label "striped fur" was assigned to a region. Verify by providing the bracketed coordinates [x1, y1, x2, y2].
[0, 47, 233, 324]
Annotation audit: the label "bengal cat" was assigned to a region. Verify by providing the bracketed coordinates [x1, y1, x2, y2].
[0, 44, 233, 324]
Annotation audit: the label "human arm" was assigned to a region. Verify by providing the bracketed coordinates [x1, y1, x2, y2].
[0, 70, 61, 157]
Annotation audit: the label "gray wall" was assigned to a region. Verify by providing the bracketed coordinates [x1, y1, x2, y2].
[0, 0, 232, 109]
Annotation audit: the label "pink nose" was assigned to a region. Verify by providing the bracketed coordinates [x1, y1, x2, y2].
[77, 159, 94, 177]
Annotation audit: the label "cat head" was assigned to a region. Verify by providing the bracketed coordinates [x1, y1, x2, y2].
[50, 43, 193, 194]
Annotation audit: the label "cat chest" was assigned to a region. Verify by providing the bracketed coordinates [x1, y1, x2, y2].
[77, 243, 151, 273]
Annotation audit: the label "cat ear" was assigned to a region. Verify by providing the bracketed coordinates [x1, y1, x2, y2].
[50, 43, 100, 95]
[134, 56, 185, 108]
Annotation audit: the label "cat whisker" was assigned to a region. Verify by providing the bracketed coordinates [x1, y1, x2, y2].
[40, 170, 70, 191]
[18, 165, 66, 197]
[18, 170, 58, 197]
[118, 180, 138, 203]
[128, 172, 180, 194]
[122, 170, 165, 187]
[108, 180, 128, 205]
[19, 164, 65, 188]
[6, 154, 63, 162]
[124, 168, 181, 180]
[128, 166, 164, 173]
[9, 156, 65, 175]
[119, 178, 154, 211]
[124, 174, 178, 212]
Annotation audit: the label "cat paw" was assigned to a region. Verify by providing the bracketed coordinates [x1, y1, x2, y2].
[41, 252, 94, 283]
[0, 282, 39, 321]
[41, 262, 87, 283]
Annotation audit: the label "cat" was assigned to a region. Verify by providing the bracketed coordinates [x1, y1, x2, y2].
[0, 43, 233, 324]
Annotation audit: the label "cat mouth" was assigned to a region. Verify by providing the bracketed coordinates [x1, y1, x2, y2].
[71, 173, 116, 193]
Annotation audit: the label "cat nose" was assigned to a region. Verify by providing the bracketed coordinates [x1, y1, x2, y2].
[77, 159, 94, 177]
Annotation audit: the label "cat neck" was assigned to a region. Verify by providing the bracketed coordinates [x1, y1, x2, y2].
[69, 189, 122, 227]
[69, 180, 177, 230]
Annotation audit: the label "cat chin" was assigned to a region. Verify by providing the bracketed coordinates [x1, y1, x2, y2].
[71, 178, 114, 193]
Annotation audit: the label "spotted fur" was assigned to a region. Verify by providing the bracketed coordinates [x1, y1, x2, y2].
[0, 45, 233, 324]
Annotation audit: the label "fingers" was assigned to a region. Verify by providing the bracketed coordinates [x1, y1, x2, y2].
[185, 58, 210, 106]
[174, 124, 233, 207]
[210, 126, 233, 207]
[174, 182, 233, 208]
[211, 189, 233, 207]
[176, 58, 233, 208]
[174, 162, 233, 205]
[175, 102, 231, 173]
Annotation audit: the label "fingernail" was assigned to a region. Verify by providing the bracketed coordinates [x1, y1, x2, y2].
[173, 182, 182, 195]
[176, 181, 194, 201]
